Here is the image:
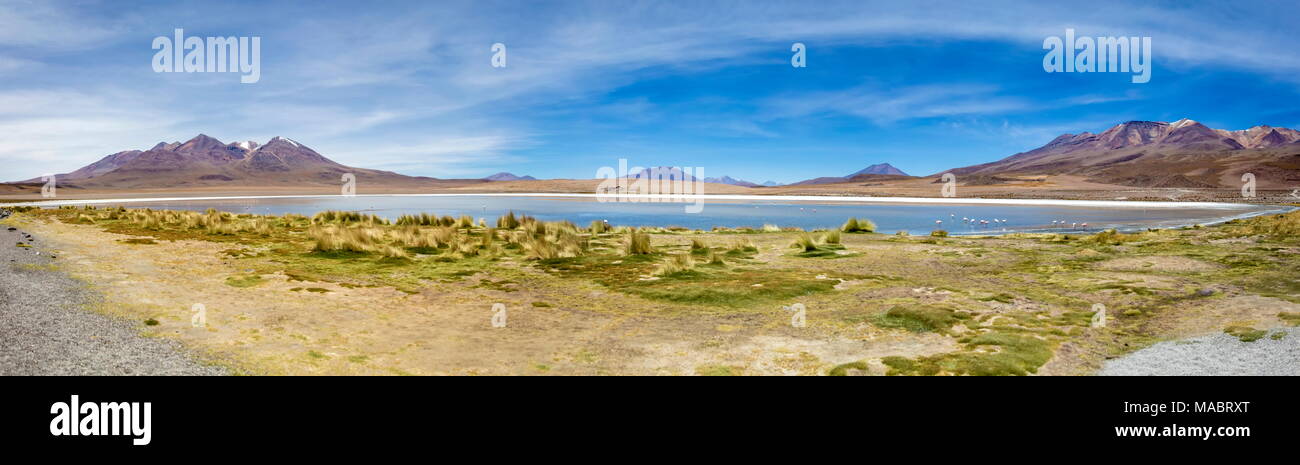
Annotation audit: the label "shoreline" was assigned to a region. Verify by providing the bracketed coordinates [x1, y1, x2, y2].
[8, 191, 1291, 210]
[10, 193, 1293, 237]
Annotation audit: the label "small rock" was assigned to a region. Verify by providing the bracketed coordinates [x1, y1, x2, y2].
[1197, 289, 1215, 297]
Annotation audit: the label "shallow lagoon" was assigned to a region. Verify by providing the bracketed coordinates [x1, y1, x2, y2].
[52, 194, 1292, 235]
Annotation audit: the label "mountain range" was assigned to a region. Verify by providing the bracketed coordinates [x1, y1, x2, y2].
[621, 168, 767, 187]
[10, 119, 1299, 191]
[19, 134, 428, 188]
[946, 119, 1300, 188]
[789, 163, 911, 185]
[482, 172, 536, 181]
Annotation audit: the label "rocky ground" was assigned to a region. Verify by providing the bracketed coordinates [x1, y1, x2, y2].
[1099, 330, 1298, 376]
[0, 208, 225, 375]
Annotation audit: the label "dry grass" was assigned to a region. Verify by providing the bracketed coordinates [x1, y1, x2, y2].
[841, 217, 876, 233]
[790, 233, 818, 252]
[822, 229, 841, 244]
[653, 254, 695, 276]
[624, 230, 654, 255]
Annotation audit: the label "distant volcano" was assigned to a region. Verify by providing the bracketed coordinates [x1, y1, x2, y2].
[847, 163, 908, 177]
[12, 134, 433, 188]
[482, 172, 537, 181]
[790, 163, 911, 185]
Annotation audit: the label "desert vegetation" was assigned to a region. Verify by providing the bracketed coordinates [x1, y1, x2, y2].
[7, 204, 1300, 375]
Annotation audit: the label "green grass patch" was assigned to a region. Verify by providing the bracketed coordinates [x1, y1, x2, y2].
[225, 274, 266, 288]
[828, 361, 870, 376]
[884, 331, 1054, 376]
[976, 293, 1016, 304]
[695, 365, 743, 376]
[873, 305, 965, 333]
[1224, 326, 1267, 342]
[623, 269, 836, 308]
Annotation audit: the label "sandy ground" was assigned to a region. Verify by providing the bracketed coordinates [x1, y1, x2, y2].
[0, 215, 225, 375]
[10, 218, 955, 375]
[7, 206, 1299, 376]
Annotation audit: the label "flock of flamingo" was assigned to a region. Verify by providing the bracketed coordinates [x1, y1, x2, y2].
[935, 213, 1088, 231]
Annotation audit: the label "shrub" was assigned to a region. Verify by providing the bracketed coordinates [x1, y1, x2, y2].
[729, 238, 757, 253]
[624, 230, 654, 255]
[654, 254, 695, 276]
[375, 244, 410, 259]
[790, 233, 818, 252]
[589, 220, 611, 234]
[1081, 229, 1137, 245]
[493, 211, 520, 229]
[822, 229, 841, 244]
[521, 227, 585, 260]
[312, 210, 387, 225]
[930, 229, 949, 237]
[310, 225, 381, 253]
[841, 217, 876, 233]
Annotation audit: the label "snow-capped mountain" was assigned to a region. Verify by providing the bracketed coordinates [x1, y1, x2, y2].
[19, 134, 421, 188]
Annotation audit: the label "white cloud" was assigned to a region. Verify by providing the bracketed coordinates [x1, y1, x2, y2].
[321, 132, 531, 178]
[0, 89, 186, 180]
[763, 84, 1032, 125]
[0, 0, 127, 50]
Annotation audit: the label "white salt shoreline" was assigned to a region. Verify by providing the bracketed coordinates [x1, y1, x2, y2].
[4, 192, 1282, 210]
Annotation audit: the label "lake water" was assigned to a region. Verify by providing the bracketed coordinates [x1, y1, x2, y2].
[55, 194, 1292, 235]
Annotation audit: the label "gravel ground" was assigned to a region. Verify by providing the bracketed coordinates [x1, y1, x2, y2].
[1099, 330, 1300, 376]
[0, 211, 226, 375]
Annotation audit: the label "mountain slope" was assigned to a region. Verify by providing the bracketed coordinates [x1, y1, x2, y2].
[847, 163, 908, 177]
[23, 134, 440, 189]
[791, 163, 912, 185]
[702, 175, 762, 187]
[483, 172, 537, 181]
[945, 119, 1300, 188]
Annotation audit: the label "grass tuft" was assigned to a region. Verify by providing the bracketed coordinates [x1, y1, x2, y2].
[841, 217, 876, 233]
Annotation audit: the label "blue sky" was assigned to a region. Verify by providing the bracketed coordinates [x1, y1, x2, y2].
[2, 0, 1299, 183]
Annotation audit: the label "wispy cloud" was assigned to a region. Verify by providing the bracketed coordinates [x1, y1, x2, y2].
[323, 132, 532, 178]
[2, 0, 1297, 181]
[763, 84, 1032, 125]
